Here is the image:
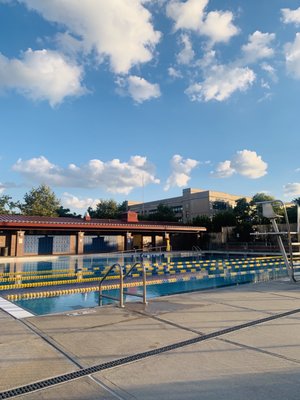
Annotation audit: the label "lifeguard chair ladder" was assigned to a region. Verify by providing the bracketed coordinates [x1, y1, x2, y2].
[252, 200, 300, 282]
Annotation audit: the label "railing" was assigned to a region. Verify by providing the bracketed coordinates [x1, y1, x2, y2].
[99, 263, 124, 307]
[123, 262, 147, 305]
[98, 261, 147, 308]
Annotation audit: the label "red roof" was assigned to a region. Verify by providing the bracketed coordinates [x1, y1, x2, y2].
[0, 214, 206, 233]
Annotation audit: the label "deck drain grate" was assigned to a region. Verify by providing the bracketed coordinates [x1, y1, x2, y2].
[1, 307, 300, 399]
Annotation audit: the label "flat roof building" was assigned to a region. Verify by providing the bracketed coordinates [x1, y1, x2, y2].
[128, 188, 251, 223]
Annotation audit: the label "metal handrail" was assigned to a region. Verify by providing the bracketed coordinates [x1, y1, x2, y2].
[99, 263, 124, 307]
[123, 262, 147, 305]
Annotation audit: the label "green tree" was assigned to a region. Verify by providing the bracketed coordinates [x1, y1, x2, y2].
[56, 206, 81, 218]
[192, 215, 212, 230]
[88, 199, 125, 219]
[141, 204, 179, 222]
[0, 195, 18, 214]
[234, 198, 252, 224]
[212, 210, 236, 232]
[19, 185, 61, 217]
[233, 198, 253, 241]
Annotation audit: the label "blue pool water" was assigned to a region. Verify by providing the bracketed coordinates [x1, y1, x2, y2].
[14, 268, 287, 316]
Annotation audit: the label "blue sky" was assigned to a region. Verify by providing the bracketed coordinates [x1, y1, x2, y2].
[1, 0, 300, 212]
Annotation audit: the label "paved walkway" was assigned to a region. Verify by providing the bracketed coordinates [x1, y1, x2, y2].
[1, 278, 300, 399]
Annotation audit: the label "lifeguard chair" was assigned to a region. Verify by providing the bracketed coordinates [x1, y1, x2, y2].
[252, 200, 300, 282]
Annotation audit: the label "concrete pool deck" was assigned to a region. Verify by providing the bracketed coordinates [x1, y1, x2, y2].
[1, 278, 300, 399]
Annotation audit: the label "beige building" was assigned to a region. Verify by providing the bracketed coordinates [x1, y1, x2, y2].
[128, 188, 251, 223]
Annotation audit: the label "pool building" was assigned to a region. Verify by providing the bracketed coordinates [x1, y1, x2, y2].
[0, 211, 205, 257]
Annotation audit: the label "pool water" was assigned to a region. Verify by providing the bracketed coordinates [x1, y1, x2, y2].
[14, 268, 287, 316]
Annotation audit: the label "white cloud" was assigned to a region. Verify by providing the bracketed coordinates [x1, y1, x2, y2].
[211, 160, 235, 178]
[0, 49, 85, 106]
[200, 10, 239, 44]
[168, 66, 182, 78]
[164, 154, 198, 190]
[166, 0, 239, 44]
[167, 0, 208, 31]
[117, 75, 161, 103]
[283, 183, 300, 197]
[17, 0, 161, 74]
[285, 33, 300, 79]
[212, 150, 268, 179]
[185, 64, 255, 102]
[176, 34, 195, 65]
[242, 31, 275, 63]
[281, 7, 300, 26]
[62, 193, 99, 210]
[12, 155, 160, 195]
[231, 150, 267, 178]
[260, 62, 278, 82]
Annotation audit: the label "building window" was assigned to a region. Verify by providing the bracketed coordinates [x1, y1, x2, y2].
[211, 200, 229, 210]
[171, 206, 183, 213]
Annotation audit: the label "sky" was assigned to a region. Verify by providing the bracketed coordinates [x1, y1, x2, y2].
[1, 0, 300, 212]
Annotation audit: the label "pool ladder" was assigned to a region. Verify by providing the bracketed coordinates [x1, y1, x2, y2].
[98, 262, 147, 307]
[252, 200, 300, 282]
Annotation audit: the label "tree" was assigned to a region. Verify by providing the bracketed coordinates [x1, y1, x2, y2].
[212, 210, 236, 232]
[56, 206, 81, 218]
[0, 195, 18, 214]
[192, 215, 212, 230]
[19, 185, 61, 217]
[233, 198, 254, 241]
[141, 204, 179, 222]
[234, 198, 253, 224]
[88, 199, 125, 219]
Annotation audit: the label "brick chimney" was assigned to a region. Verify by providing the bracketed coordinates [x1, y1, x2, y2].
[84, 211, 91, 221]
[121, 211, 138, 223]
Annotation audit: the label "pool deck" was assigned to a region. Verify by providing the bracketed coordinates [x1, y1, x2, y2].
[1, 278, 300, 399]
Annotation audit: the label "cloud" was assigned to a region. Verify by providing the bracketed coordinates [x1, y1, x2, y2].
[12, 155, 160, 195]
[168, 66, 183, 78]
[285, 33, 300, 79]
[283, 183, 300, 197]
[260, 62, 278, 82]
[176, 34, 195, 65]
[185, 64, 255, 102]
[166, 0, 239, 44]
[62, 193, 99, 210]
[200, 10, 239, 44]
[164, 154, 198, 190]
[16, 0, 161, 74]
[242, 31, 275, 63]
[212, 150, 268, 179]
[281, 7, 300, 26]
[0, 49, 85, 106]
[211, 160, 235, 178]
[116, 75, 161, 103]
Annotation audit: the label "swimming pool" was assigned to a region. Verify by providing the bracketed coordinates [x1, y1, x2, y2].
[13, 264, 287, 315]
[0, 253, 289, 315]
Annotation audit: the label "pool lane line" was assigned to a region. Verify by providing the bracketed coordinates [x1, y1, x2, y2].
[4, 271, 209, 300]
[4, 266, 287, 301]
[1, 305, 300, 399]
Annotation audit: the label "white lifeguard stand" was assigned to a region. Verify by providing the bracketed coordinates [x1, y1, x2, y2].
[252, 200, 299, 282]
